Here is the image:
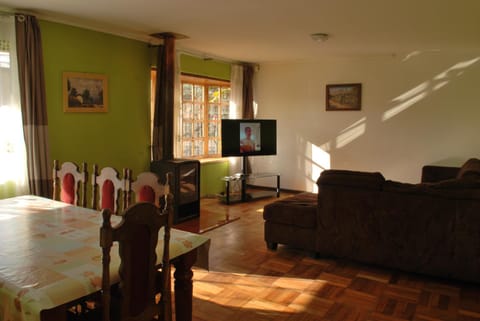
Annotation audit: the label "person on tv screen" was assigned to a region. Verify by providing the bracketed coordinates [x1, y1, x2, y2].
[240, 124, 260, 153]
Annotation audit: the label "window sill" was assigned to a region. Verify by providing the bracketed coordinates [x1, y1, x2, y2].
[199, 158, 229, 164]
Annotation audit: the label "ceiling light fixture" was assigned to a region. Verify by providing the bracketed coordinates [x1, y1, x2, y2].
[310, 33, 329, 43]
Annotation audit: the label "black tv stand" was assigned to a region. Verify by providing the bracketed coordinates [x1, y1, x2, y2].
[220, 156, 280, 204]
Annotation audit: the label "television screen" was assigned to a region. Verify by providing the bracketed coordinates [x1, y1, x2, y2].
[221, 119, 277, 157]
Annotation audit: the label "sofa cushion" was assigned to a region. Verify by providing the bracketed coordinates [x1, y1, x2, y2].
[421, 165, 460, 183]
[61, 173, 75, 204]
[263, 192, 317, 228]
[317, 169, 385, 190]
[383, 180, 430, 194]
[384, 178, 480, 200]
[457, 158, 480, 179]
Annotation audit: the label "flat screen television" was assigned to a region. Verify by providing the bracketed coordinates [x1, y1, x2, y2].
[221, 119, 277, 157]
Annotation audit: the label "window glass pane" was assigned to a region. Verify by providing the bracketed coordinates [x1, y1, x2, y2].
[183, 122, 192, 138]
[208, 86, 220, 103]
[221, 106, 230, 119]
[194, 85, 204, 101]
[182, 84, 193, 101]
[182, 103, 193, 120]
[221, 87, 230, 102]
[208, 122, 218, 138]
[193, 140, 203, 156]
[193, 104, 204, 120]
[183, 141, 192, 157]
[208, 139, 218, 155]
[193, 122, 203, 138]
[208, 105, 219, 120]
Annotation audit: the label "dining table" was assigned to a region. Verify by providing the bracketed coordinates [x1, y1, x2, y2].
[0, 195, 210, 321]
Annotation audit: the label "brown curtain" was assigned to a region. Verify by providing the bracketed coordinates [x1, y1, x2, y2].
[242, 64, 255, 119]
[15, 14, 52, 197]
[152, 44, 165, 161]
[152, 34, 175, 161]
[242, 64, 255, 174]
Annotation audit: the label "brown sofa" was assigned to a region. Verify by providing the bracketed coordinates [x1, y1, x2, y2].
[264, 158, 480, 283]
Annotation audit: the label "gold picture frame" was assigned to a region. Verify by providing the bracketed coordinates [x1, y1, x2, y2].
[326, 83, 362, 111]
[63, 72, 108, 112]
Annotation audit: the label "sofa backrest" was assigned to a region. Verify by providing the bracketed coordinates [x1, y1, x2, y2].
[457, 158, 480, 180]
[316, 169, 385, 190]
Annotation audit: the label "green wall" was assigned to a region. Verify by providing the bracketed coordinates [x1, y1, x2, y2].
[41, 21, 152, 179]
[180, 54, 230, 81]
[41, 21, 229, 199]
[200, 160, 229, 197]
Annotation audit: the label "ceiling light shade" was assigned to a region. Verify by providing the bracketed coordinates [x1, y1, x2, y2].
[310, 33, 329, 42]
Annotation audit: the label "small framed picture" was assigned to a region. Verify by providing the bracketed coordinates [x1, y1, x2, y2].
[326, 83, 362, 111]
[63, 72, 108, 112]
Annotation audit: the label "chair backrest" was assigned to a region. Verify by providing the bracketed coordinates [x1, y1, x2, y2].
[100, 200, 172, 321]
[129, 171, 170, 208]
[52, 160, 87, 207]
[92, 165, 130, 214]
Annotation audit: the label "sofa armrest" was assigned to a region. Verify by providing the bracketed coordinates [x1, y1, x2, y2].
[421, 165, 459, 183]
[317, 169, 385, 190]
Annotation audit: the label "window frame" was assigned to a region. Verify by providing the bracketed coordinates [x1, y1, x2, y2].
[180, 74, 230, 159]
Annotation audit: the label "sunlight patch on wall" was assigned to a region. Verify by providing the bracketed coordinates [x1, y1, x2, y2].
[383, 87, 427, 121]
[434, 57, 480, 80]
[401, 50, 440, 62]
[311, 142, 330, 178]
[433, 81, 448, 91]
[383, 56, 480, 121]
[304, 141, 330, 192]
[335, 117, 366, 148]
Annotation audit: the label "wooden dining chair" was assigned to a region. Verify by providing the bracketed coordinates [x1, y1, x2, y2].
[100, 200, 173, 321]
[53, 160, 88, 207]
[128, 171, 170, 208]
[91, 165, 130, 214]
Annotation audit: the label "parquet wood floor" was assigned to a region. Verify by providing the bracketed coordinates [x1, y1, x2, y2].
[187, 193, 480, 321]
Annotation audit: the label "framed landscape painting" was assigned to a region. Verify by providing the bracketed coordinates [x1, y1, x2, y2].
[326, 83, 361, 111]
[63, 72, 108, 112]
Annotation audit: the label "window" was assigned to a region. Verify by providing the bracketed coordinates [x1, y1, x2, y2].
[180, 75, 230, 158]
[0, 18, 28, 197]
[150, 71, 231, 159]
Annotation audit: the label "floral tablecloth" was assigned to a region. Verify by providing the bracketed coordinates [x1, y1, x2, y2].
[0, 195, 210, 321]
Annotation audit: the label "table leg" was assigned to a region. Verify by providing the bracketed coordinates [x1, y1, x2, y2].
[276, 175, 280, 197]
[172, 249, 197, 321]
[225, 180, 230, 204]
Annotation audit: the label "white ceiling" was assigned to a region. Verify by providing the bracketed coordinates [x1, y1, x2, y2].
[1, 0, 480, 63]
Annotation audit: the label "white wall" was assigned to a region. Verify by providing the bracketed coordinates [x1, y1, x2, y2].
[251, 52, 480, 192]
